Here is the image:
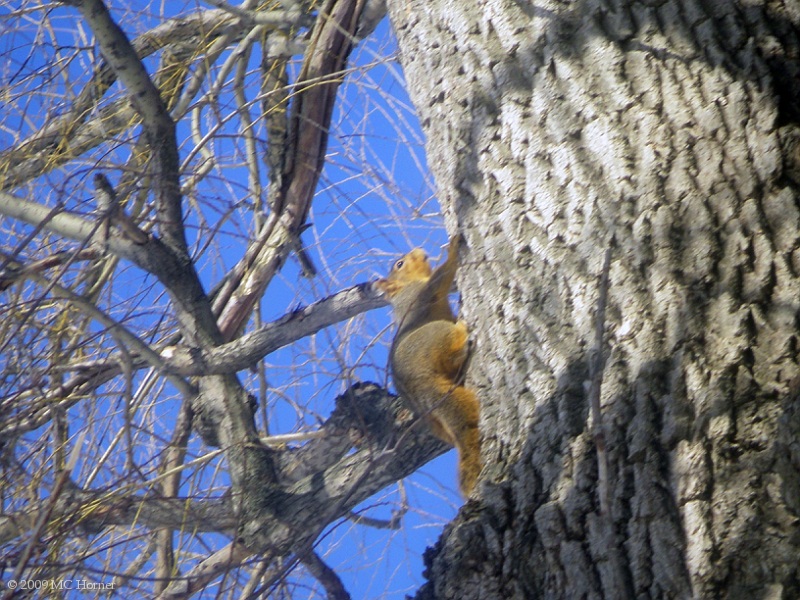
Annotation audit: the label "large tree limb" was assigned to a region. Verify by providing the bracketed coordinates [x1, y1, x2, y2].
[165, 282, 387, 375]
[159, 382, 448, 598]
[0, 384, 449, 596]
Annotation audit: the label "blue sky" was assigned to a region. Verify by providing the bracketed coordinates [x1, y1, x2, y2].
[0, 2, 463, 598]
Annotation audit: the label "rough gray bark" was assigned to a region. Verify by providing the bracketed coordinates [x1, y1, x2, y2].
[388, 0, 800, 598]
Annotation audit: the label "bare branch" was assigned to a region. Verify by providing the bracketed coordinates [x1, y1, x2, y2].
[0, 188, 220, 346]
[25, 270, 195, 398]
[9, 429, 87, 583]
[214, 0, 367, 340]
[166, 281, 387, 375]
[94, 174, 148, 244]
[0, 249, 100, 291]
[0, 191, 97, 244]
[301, 551, 352, 600]
[67, 0, 186, 257]
[156, 385, 193, 592]
[0, 280, 386, 445]
[157, 542, 252, 600]
[65, 0, 171, 132]
[0, 9, 243, 191]
[0, 491, 236, 547]
[201, 0, 309, 27]
[156, 382, 448, 597]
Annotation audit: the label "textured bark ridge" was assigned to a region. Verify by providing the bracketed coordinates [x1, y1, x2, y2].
[388, 0, 800, 598]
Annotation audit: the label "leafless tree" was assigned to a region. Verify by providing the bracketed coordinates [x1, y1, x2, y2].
[0, 1, 453, 597]
[7, 0, 799, 598]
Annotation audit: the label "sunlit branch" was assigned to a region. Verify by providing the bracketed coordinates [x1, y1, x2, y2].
[165, 281, 387, 375]
[213, 0, 367, 341]
[156, 541, 252, 600]
[0, 191, 97, 243]
[201, 0, 309, 28]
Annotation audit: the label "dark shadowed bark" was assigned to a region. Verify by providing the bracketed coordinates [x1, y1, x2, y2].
[388, 0, 800, 597]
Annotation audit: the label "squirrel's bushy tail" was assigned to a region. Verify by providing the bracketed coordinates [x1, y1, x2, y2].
[431, 384, 480, 496]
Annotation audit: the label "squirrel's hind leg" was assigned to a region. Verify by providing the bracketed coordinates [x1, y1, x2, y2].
[433, 320, 471, 379]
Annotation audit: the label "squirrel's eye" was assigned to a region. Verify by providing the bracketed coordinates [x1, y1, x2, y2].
[395, 259, 404, 270]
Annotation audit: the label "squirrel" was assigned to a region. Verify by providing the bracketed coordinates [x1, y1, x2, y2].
[376, 234, 481, 496]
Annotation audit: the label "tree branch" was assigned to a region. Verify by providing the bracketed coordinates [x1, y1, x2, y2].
[213, 0, 367, 341]
[0, 188, 220, 346]
[301, 551, 351, 600]
[66, 0, 187, 256]
[0, 491, 236, 547]
[165, 281, 387, 375]
[25, 270, 195, 399]
[1, 383, 449, 600]
[0, 9, 244, 191]
[201, 0, 309, 27]
[159, 382, 448, 597]
[0, 281, 386, 444]
[0, 191, 97, 244]
[157, 542, 252, 600]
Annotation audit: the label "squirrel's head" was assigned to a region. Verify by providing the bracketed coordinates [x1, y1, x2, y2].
[376, 248, 432, 297]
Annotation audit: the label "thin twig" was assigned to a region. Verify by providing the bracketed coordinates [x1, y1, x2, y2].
[25, 270, 195, 399]
[7, 429, 88, 598]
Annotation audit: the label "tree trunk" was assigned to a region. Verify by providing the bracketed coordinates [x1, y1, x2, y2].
[387, 0, 800, 597]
